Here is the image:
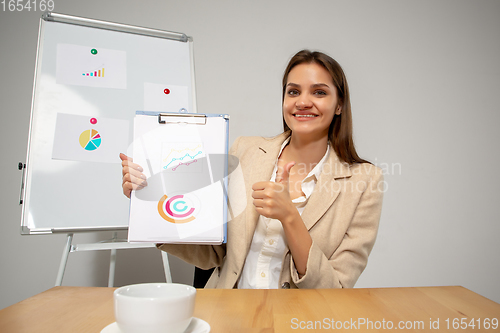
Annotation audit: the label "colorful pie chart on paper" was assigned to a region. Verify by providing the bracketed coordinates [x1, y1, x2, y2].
[79, 129, 102, 151]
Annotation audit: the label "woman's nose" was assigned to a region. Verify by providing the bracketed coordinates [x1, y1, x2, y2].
[296, 94, 313, 109]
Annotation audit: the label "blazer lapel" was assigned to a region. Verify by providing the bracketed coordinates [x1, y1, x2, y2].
[300, 148, 351, 230]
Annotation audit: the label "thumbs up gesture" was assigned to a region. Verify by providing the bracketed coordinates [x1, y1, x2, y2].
[252, 161, 296, 223]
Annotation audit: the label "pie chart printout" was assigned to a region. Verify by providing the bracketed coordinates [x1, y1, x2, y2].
[79, 129, 102, 151]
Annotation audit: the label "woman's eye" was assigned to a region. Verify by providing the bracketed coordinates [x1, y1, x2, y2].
[314, 90, 327, 96]
[287, 89, 299, 96]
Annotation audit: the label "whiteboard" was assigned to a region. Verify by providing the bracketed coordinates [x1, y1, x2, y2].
[21, 14, 196, 234]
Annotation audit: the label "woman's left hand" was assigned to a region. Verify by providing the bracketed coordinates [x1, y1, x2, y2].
[252, 161, 297, 223]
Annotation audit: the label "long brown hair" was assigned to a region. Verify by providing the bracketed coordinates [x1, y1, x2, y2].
[282, 50, 370, 165]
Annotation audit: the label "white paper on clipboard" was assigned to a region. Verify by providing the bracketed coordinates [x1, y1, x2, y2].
[128, 112, 228, 244]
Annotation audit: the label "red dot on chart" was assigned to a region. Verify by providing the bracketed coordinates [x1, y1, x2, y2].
[90, 118, 97, 124]
[164, 89, 170, 94]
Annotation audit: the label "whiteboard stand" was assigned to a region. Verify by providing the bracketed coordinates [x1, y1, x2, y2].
[20, 12, 194, 289]
[55, 233, 172, 287]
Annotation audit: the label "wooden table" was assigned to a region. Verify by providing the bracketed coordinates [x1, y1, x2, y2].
[0, 286, 499, 332]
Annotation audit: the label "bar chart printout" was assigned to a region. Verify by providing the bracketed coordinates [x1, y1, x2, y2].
[56, 43, 126, 89]
[82, 65, 105, 77]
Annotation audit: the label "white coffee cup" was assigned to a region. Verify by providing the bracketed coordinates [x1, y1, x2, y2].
[114, 283, 196, 333]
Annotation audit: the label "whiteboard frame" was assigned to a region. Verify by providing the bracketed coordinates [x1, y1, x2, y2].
[20, 13, 197, 235]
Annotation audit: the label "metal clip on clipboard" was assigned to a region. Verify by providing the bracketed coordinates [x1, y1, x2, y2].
[158, 112, 207, 125]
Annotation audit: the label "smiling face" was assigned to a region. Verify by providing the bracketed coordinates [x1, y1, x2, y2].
[283, 62, 341, 141]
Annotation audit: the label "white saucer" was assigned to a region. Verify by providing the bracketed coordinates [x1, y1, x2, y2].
[101, 318, 210, 333]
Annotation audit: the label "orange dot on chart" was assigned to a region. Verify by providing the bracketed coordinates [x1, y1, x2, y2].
[90, 118, 97, 124]
[164, 89, 170, 94]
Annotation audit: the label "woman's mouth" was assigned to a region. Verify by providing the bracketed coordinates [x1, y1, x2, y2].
[293, 113, 318, 120]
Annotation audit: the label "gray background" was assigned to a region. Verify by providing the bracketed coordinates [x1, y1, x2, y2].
[1, 0, 499, 310]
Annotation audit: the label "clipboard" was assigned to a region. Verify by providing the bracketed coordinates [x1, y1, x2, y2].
[128, 111, 229, 244]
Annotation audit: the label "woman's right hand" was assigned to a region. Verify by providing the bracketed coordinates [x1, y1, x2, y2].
[120, 153, 147, 198]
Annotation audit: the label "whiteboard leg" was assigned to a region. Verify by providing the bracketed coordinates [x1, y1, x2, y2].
[161, 251, 172, 283]
[55, 233, 73, 286]
[108, 232, 118, 287]
[108, 248, 117, 287]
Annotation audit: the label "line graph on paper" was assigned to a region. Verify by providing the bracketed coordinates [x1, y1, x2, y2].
[161, 142, 204, 173]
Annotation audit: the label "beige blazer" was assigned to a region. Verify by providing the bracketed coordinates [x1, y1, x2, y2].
[158, 133, 384, 289]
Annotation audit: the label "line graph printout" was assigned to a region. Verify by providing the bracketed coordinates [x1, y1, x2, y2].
[161, 142, 204, 173]
[56, 43, 126, 89]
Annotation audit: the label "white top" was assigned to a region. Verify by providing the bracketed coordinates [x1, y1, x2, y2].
[237, 138, 330, 289]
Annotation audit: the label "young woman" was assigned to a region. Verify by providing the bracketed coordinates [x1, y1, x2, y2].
[121, 50, 384, 289]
